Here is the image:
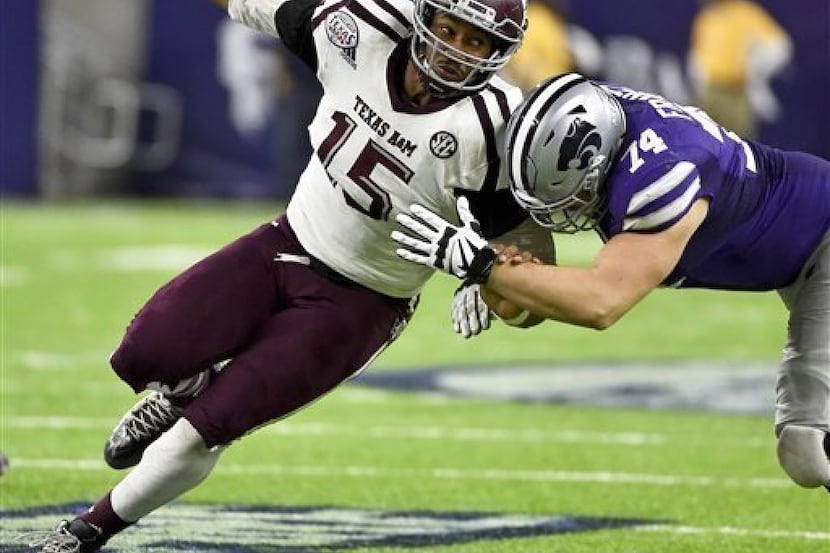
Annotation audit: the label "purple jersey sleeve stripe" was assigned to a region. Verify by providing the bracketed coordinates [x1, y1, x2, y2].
[623, 177, 701, 231]
[347, 0, 405, 42]
[472, 94, 500, 193]
[373, 0, 410, 30]
[626, 161, 697, 214]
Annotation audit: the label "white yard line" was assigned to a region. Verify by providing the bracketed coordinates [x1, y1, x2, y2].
[636, 524, 830, 541]
[10, 457, 820, 542]
[12, 457, 792, 489]
[0, 266, 29, 287]
[270, 422, 670, 445]
[45, 245, 214, 273]
[4, 350, 113, 372]
[4, 416, 768, 448]
[5, 416, 112, 429]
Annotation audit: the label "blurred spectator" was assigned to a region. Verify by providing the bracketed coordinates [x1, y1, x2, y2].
[501, 0, 601, 92]
[217, 21, 319, 194]
[688, 0, 793, 139]
[216, 21, 287, 139]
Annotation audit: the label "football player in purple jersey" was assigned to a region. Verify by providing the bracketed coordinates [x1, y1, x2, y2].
[24, 0, 557, 551]
[393, 72, 830, 492]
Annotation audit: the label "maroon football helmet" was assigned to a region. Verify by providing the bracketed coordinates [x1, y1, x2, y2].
[410, 0, 526, 97]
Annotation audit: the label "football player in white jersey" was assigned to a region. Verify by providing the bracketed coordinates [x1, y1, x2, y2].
[24, 0, 555, 551]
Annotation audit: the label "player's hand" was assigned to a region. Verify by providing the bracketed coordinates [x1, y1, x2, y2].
[392, 197, 496, 283]
[451, 283, 492, 338]
[493, 243, 542, 265]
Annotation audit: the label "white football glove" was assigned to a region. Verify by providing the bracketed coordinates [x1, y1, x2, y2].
[392, 197, 496, 283]
[451, 283, 492, 338]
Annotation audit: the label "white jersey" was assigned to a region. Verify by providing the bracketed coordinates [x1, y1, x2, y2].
[229, 0, 524, 297]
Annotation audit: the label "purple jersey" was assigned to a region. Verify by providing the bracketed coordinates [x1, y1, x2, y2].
[598, 83, 830, 291]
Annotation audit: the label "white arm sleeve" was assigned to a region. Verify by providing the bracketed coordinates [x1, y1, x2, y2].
[228, 0, 290, 38]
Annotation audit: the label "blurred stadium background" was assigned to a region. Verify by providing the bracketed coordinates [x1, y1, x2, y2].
[1, 0, 828, 199]
[1, 1, 829, 552]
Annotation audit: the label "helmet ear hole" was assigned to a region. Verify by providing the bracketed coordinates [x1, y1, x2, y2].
[506, 73, 626, 233]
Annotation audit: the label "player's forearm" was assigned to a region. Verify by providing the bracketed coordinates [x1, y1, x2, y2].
[480, 284, 544, 328]
[485, 262, 639, 330]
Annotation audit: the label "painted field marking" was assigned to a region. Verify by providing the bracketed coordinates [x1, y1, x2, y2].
[4, 416, 769, 448]
[46, 245, 214, 273]
[356, 363, 777, 415]
[0, 266, 29, 287]
[5, 350, 114, 372]
[0, 504, 651, 550]
[636, 524, 830, 541]
[11, 457, 792, 489]
[2, 503, 825, 548]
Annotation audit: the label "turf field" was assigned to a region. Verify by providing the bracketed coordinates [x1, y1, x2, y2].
[1, 201, 827, 552]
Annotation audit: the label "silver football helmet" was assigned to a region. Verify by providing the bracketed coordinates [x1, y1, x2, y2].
[411, 0, 526, 97]
[505, 73, 626, 233]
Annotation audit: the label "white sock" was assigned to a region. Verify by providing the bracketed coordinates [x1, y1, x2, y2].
[110, 419, 223, 522]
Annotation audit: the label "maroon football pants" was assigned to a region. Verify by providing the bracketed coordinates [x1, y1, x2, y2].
[110, 216, 415, 447]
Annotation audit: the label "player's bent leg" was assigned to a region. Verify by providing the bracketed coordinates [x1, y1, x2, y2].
[775, 233, 830, 490]
[180, 256, 416, 449]
[23, 419, 221, 553]
[104, 369, 213, 469]
[110, 418, 223, 522]
[104, 223, 285, 468]
[776, 425, 830, 489]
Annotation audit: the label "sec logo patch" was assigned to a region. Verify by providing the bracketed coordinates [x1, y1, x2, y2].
[430, 131, 457, 159]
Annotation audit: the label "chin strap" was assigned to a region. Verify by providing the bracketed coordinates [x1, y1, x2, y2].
[416, 65, 463, 100]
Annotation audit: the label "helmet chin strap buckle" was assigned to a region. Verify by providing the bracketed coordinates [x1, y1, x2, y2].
[415, 59, 464, 99]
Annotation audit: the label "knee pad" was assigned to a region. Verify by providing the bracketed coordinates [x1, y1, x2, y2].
[776, 425, 830, 488]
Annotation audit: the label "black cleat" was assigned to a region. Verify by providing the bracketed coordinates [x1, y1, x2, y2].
[104, 392, 183, 469]
[22, 518, 107, 553]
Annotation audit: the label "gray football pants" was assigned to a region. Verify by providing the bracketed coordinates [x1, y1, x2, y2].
[775, 230, 830, 434]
